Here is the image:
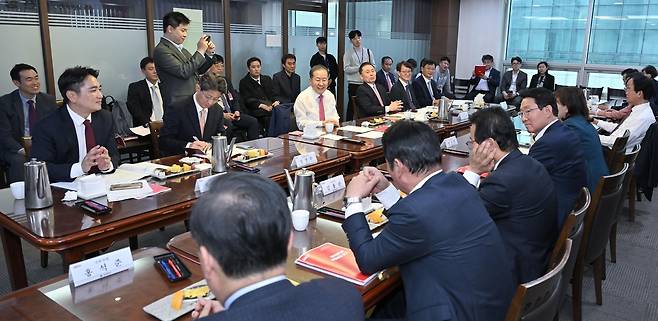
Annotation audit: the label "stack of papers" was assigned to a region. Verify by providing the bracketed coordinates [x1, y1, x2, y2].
[337, 125, 373, 133]
[356, 131, 384, 139]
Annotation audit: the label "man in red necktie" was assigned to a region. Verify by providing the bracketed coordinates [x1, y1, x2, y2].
[293, 65, 340, 130]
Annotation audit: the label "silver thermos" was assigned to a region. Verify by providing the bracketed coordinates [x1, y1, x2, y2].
[211, 135, 235, 173]
[285, 168, 319, 219]
[24, 158, 53, 209]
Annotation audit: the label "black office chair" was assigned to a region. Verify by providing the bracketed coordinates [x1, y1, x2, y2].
[453, 78, 471, 99]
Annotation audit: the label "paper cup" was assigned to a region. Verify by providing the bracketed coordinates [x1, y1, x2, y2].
[10, 181, 25, 200]
[291, 209, 310, 231]
[324, 123, 334, 133]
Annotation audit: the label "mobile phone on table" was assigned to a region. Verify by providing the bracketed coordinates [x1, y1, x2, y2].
[109, 182, 143, 191]
[78, 200, 112, 215]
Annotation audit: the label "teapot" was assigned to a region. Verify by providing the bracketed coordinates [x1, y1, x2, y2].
[284, 168, 322, 220]
[24, 159, 53, 209]
[211, 135, 236, 173]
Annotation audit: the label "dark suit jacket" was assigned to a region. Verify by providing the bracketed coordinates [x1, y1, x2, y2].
[309, 52, 338, 85]
[529, 120, 587, 227]
[529, 73, 556, 91]
[355, 83, 391, 117]
[0, 90, 58, 154]
[201, 279, 363, 321]
[272, 70, 301, 104]
[375, 69, 396, 92]
[412, 76, 440, 107]
[31, 106, 119, 182]
[389, 80, 419, 111]
[159, 95, 225, 156]
[469, 68, 501, 93]
[564, 115, 609, 193]
[239, 74, 276, 118]
[126, 79, 155, 126]
[223, 79, 242, 113]
[343, 172, 515, 321]
[153, 37, 212, 107]
[477, 149, 559, 284]
[500, 70, 528, 93]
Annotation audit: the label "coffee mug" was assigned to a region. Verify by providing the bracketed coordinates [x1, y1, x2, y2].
[324, 122, 334, 133]
[10, 181, 25, 200]
[291, 209, 310, 231]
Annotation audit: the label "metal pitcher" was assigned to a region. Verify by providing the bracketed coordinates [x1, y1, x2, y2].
[211, 135, 236, 173]
[24, 158, 53, 209]
[284, 168, 320, 220]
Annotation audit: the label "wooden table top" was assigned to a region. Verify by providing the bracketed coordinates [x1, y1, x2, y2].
[0, 247, 201, 321]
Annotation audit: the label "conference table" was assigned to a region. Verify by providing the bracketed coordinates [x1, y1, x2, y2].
[0, 137, 351, 291]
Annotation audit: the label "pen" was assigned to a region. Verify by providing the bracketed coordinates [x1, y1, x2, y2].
[158, 260, 176, 280]
[167, 258, 182, 278]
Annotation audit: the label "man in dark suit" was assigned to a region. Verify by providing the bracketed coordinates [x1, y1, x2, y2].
[159, 73, 225, 156]
[389, 61, 419, 111]
[126, 57, 164, 126]
[206, 55, 259, 141]
[355, 62, 402, 117]
[375, 56, 396, 92]
[465, 54, 501, 103]
[239, 57, 279, 134]
[496, 56, 528, 106]
[309, 36, 338, 95]
[464, 107, 559, 284]
[342, 121, 515, 321]
[412, 58, 441, 107]
[32, 67, 118, 183]
[272, 54, 301, 104]
[153, 11, 214, 108]
[0, 63, 58, 183]
[520, 88, 587, 228]
[528, 61, 555, 91]
[189, 173, 364, 321]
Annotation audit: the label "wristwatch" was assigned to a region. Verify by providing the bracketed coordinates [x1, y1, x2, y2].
[343, 196, 362, 208]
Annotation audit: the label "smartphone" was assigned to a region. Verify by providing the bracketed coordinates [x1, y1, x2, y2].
[109, 182, 143, 191]
[78, 200, 112, 215]
[205, 35, 211, 42]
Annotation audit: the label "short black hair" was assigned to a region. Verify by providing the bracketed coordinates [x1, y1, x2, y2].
[247, 57, 261, 68]
[396, 61, 413, 72]
[58, 66, 99, 105]
[470, 107, 519, 151]
[407, 58, 417, 69]
[382, 120, 442, 174]
[621, 68, 638, 77]
[642, 65, 658, 78]
[281, 53, 296, 65]
[162, 11, 190, 33]
[628, 72, 655, 100]
[481, 54, 494, 62]
[211, 54, 224, 64]
[198, 73, 222, 92]
[10, 63, 37, 82]
[420, 58, 436, 68]
[139, 57, 154, 70]
[381, 56, 393, 65]
[316, 36, 327, 44]
[439, 56, 451, 63]
[537, 61, 549, 69]
[348, 30, 362, 39]
[511, 56, 522, 64]
[554, 86, 589, 119]
[358, 62, 375, 74]
[519, 87, 558, 116]
[309, 64, 329, 78]
[190, 173, 290, 279]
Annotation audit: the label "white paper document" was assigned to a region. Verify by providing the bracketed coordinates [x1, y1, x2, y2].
[356, 131, 384, 139]
[321, 134, 347, 141]
[129, 126, 151, 136]
[337, 125, 373, 133]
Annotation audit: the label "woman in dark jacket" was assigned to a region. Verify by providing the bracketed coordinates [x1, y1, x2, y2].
[529, 61, 555, 91]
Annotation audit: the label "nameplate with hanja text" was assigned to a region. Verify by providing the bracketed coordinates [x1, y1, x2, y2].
[68, 247, 133, 287]
[291, 152, 318, 168]
[194, 173, 224, 193]
[458, 112, 469, 122]
[499, 101, 508, 110]
[320, 175, 346, 196]
[442, 136, 459, 149]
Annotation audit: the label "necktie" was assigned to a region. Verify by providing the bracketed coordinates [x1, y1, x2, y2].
[371, 85, 384, 106]
[151, 85, 163, 121]
[385, 73, 393, 91]
[318, 94, 325, 121]
[427, 81, 434, 99]
[27, 99, 37, 135]
[199, 109, 207, 136]
[83, 120, 96, 152]
[405, 85, 415, 110]
[221, 94, 231, 113]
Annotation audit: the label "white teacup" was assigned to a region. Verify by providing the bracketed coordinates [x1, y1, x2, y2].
[10, 181, 25, 200]
[324, 122, 334, 133]
[291, 209, 310, 231]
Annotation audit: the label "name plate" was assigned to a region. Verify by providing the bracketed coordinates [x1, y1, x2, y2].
[319, 175, 346, 196]
[194, 173, 224, 193]
[442, 135, 459, 149]
[458, 111, 469, 122]
[499, 101, 508, 110]
[291, 152, 318, 168]
[68, 247, 134, 287]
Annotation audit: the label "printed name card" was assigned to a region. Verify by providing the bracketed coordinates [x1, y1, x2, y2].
[68, 247, 134, 287]
[194, 173, 224, 193]
[442, 136, 459, 149]
[291, 152, 318, 168]
[458, 111, 469, 122]
[319, 175, 346, 196]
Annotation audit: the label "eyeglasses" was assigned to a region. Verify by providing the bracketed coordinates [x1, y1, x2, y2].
[518, 107, 540, 118]
[201, 92, 220, 103]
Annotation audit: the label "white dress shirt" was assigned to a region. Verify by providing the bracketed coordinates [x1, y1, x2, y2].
[475, 69, 492, 91]
[162, 36, 184, 52]
[293, 86, 339, 129]
[463, 152, 510, 187]
[509, 71, 519, 93]
[598, 102, 656, 152]
[66, 106, 113, 179]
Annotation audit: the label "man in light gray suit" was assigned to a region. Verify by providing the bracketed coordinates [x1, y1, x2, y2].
[496, 56, 528, 106]
[153, 11, 215, 108]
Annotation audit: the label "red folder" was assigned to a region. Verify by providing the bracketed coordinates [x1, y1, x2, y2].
[295, 243, 379, 286]
[474, 65, 486, 77]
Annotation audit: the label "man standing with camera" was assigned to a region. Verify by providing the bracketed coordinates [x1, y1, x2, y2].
[154, 11, 215, 108]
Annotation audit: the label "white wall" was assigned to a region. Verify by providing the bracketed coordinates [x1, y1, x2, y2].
[455, 0, 507, 79]
[0, 25, 46, 96]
